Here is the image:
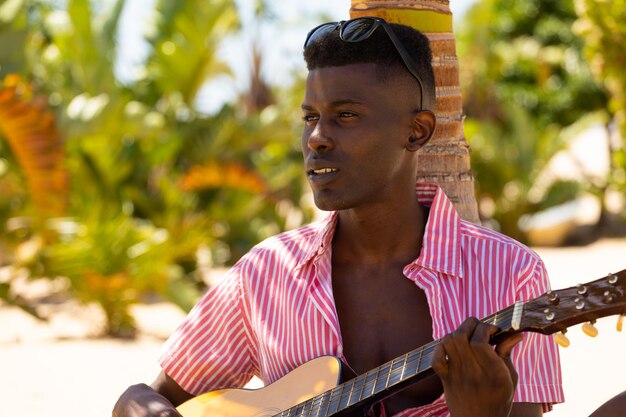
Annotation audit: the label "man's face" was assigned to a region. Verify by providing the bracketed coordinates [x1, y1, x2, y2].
[301, 63, 419, 212]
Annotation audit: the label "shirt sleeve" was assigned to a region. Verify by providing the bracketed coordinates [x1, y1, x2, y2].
[511, 257, 564, 411]
[158, 261, 259, 395]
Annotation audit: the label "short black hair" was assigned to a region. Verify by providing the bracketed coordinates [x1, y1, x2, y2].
[303, 20, 436, 110]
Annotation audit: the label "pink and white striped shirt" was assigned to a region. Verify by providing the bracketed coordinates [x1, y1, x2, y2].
[159, 183, 564, 416]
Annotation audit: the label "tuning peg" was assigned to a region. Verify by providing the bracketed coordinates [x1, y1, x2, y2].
[554, 330, 570, 348]
[575, 297, 586, 310]
[618, 315, 624, 332]
[546, 291, 559, 304]
[582, 320, 598, 337]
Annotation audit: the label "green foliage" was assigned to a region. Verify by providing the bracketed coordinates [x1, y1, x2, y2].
[0, 4, 32, 228]
[0, 0, 28, 77]
[142, 0, 238, 106]
[457, 0, 609, 241]
[0, 0, 310, 336]
[574, 0, 626, 198]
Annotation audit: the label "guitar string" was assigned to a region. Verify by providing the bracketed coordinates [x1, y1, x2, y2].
[349, 305, 518, 403]
[278, 274, 626, 417]
[322, 276, 626, 414]
[287, 305, 518, 417]
[276, 305, 518, 417]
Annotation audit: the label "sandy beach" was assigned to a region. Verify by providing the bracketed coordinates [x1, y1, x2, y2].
[1, 238, 624, 417]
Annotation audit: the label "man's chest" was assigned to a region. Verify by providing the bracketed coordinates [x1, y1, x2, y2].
[331, 265, 433, 367]
[331, 264, 444, 413]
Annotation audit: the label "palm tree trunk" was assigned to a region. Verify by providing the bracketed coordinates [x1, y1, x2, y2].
[350, 0, 479, 223]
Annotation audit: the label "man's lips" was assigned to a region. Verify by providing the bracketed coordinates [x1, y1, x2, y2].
[306, 165, 340, 185]
[307, 167, 338, 176]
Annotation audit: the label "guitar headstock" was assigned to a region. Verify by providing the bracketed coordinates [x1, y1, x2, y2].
[519, 269, 626, 338]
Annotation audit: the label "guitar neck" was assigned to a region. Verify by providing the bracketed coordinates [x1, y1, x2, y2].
[277, 268, 626, 417]
[277, 305, 518, 417]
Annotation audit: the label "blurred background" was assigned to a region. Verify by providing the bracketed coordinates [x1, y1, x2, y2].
[0, 0, 624, 416]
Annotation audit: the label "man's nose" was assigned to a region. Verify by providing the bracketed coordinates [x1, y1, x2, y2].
[306, 120, 334, 152]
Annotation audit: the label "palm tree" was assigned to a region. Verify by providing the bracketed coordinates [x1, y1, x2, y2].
[350, 0, 479, 222]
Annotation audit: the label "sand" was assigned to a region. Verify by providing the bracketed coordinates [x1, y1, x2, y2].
[1, 239, 624, 417]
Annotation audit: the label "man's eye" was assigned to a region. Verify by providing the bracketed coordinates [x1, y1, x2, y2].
[339, 112, 356, 118]
[302, 114, 318, 122]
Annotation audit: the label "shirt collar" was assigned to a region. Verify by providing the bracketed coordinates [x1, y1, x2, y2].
[297, 184, 464, 279]
[297, 211, 338, 268]
[414, 183, 464, 278]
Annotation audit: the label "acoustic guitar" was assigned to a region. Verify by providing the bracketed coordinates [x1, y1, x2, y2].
[177, 269, 626, 417]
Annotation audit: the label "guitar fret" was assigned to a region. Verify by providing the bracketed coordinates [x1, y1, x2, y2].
[315, 391, 330, 417]
[362, 368, 378, 399]
[304, 397, 318, 417]
[350, 374, 367, 406]
[417, 346, 425, 373]
[339, 380, 353, 411]
[293, 399, 305, 417]
[422, 343, 438, 372]
[285, 402, 297, 417]
[374, 362, 392, 394]
[326, 386, 340, 416]
[485, 305, 514, 331]
[404, 348, 420, 378]
[301, 398, 313, 417]
[399, 353, 407, 381]
[387, 356, 406, 387]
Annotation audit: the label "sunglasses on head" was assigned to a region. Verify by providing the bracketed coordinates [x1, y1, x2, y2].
[304, 17, 425, 110]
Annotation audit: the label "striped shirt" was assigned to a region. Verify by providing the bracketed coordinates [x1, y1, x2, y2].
[159, 184, 564, 416]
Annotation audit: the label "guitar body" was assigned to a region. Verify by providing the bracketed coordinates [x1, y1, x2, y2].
[177, 356, 342, 417]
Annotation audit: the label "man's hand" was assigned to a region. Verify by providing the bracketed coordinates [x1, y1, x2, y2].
[112, 383, 183, 417]
[431, 317, 523, 417]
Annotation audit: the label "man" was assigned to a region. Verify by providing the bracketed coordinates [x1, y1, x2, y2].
[113, 18, 563, 417]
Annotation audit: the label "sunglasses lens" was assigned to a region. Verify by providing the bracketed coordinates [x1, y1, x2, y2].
[305, 23, 338, 47]
[341, 18, 377, 42]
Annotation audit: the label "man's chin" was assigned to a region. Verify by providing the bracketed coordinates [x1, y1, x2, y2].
[313, 196, 350, 212]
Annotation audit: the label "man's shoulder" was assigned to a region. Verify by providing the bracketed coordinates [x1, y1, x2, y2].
[240, 219, 328, 264]
[256, 220, 326, 248]
[456, 220, 549, 287]
[458, 219, 542, 262]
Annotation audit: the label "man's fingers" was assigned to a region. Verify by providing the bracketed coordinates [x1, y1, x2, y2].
[446, 317, 480, 361]
[469, 320, 499, 346]
[495, 333, 523, 388]
[431, 342, 449, 378]
[455, 317, 481, 337]
[494, 333, 524, 357]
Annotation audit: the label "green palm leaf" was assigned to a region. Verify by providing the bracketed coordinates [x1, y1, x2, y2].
[144, 0, 239, 106]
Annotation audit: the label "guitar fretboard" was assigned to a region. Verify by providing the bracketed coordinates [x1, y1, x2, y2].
[277, 304, 517, 417]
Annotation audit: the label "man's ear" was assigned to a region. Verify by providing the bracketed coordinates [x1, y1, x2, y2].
[406, 110, 436, 152]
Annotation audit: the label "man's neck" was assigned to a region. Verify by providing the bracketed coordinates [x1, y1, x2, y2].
[332, 196, 427, 267]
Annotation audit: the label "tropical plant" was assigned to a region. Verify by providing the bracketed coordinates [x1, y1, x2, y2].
[0, 74, 67, 216]
[456, 0, 609, 241]
[0, 0, 28, 77]
[574, 0, 626, 218]
[0, 72, 68, 318]
[0, 0, 311, 336]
